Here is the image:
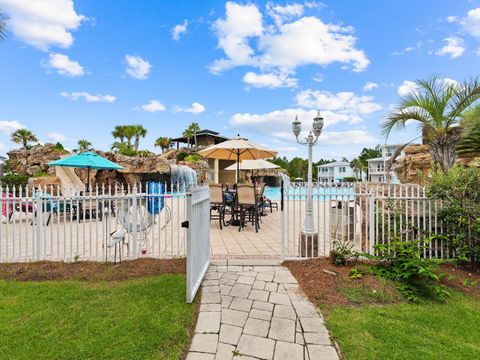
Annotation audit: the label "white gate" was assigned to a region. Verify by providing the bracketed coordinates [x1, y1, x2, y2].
[186, 186, 211, 303]
[280, 182, 446, 260]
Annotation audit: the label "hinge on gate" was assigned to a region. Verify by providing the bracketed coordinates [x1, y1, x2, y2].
[181, 221, 189, 228]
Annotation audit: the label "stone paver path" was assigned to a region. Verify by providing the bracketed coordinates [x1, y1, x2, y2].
[187, 264, 339, 360]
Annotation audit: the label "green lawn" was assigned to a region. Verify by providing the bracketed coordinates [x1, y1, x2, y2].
[0, 275, 196, 360]
[325, 291, 480, 360]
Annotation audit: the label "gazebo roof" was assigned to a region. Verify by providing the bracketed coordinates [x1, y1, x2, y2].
[172, 129, 229, 143]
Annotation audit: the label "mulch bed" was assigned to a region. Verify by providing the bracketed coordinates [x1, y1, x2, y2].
[284, 258, 480, 308]
[284, 258, 399, 307]
[0, 258, 186, 282]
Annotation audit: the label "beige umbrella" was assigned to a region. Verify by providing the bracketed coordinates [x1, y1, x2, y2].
[198, 135, 277, 182]
[223, 159, 280, 171]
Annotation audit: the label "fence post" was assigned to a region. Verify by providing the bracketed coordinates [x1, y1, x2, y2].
[280, 179, 285, 261]
[35, 190, 44, 260]
[369, 190, 375, 255]
[131, 186, 138, 258]
[185, 192, 193, 303]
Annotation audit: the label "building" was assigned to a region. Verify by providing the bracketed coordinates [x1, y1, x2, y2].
[317, 161, 354, 183]
[367, 144, 403, 183]
[171, 129, 229, 149]
[0, 156, 6, 177]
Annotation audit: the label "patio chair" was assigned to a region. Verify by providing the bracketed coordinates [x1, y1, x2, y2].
[209, 184, 225, 229]
[78, 191, 103, 222]
[236, 184, 260, 232]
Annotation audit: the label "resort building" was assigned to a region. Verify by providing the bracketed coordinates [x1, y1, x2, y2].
[367, 144, 403, 183]
[317, 161, 354, 183]
[171, 129, 229, 149]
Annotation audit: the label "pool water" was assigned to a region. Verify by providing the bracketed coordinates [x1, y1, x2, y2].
[263, 186, 354, 201]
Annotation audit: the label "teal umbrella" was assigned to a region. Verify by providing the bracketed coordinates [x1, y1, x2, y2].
[48, 151, 124, 190]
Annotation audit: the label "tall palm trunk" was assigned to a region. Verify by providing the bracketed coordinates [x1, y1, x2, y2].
[427, 129, 461, 171]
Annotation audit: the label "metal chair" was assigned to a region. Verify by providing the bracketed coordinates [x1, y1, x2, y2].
[236, 184, 260, 232]
[209, 184, 226, 229]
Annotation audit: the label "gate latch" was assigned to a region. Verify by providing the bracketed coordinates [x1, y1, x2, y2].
[181, 221, 189, 228]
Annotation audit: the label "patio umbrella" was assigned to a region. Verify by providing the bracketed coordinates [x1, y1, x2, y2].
[198, 135, 277, 182]
[223, 159, 280, 171]
[48, 151, 124, 190]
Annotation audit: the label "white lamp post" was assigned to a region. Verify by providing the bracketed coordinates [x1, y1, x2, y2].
[292, 111, 324, 234]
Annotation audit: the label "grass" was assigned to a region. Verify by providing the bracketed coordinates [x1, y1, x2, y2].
[325, 291, 480, 359]
[0, 274, 196, 360]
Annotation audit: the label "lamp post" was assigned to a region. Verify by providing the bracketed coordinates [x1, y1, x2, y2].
[292, 111, 324, 234]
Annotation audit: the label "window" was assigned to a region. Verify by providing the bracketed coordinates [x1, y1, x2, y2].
[338, 167, 346, 173]
[322, 168, 328, 173]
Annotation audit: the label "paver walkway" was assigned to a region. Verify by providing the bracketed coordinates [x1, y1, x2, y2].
[187, 264, 339, 360]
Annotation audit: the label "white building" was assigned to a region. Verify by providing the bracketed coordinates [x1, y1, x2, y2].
[367, 144, 403, 183]
[317, 161, 355, 183]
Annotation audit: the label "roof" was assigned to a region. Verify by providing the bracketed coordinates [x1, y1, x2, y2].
[171, 129, 229, 143]
[317, 161, 350, 168]
[367, 157, 385, 162]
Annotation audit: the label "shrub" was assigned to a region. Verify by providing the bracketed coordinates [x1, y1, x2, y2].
[0, 174, 29, 188]
[343, 176, 357, 183]
[52, 142, 68, 154]
[118, 146, 137, 157]
[184, 153, 202, 163]
[330, 239, 355, 266]
[371, 239, 448, 301]
[428, 166, 480, 267]
[33, 171, 50, 178]
[176, 152, 188, 161]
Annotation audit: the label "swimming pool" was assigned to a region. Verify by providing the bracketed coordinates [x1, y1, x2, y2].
[263, 186, 355, 201]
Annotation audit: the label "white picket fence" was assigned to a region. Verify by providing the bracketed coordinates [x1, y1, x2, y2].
[0, 183, 189, 262]
[186, 186, 211, 303]
[281, 182, 446, 259]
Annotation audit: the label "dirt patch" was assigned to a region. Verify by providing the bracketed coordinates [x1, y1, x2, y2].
[440, 264, 480, 297]
[0, 258, 186, 282]
[284, 258, 400, 308]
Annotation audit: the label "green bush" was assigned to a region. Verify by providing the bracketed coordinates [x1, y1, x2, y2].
[33, 171, 50, 178]
[118, 146, 137, 157]
[184, 153, 202, 163]
[176, 152, 188, 161]
[343, 176, 357, 183]
[52, 142, 68, 154]
[427, 166, 480, 267]
[371, 239, 448, 301]
[0, 174, 29, 188]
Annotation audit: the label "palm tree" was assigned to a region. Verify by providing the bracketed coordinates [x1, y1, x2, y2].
[132, 125, 147, 151]
[77, 139, 92, 152]
[457, 104, 480, 157]
[183, 122, 200, 148]
[155, 137, 172, 153]
[0, 9, 7, 41]
[11, 129, 38, 149]
[382, 75, 480, 171]
[112, 125, 127, 144]
[350, 158, 362, 180]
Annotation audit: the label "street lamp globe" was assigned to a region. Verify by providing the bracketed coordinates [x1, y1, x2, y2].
[292, 115, 302, 137]
[312, 111, 324, 137]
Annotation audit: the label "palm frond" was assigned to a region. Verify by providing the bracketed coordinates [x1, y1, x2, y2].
[381, 108, 432, 138]
[0, 9, 7, 41]
[448, 77, 480, 124]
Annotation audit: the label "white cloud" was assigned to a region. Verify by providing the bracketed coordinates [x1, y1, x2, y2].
[46, 53, 84, 77]
[266, 2, 304, 26]
[0, 0, 86, 51]
[211, 2, 369, 77]
[243, 71, 297, 88]
[60, 91, 116, 103]
[320, 130, 376, 145]
[172, 20, 188, 41]
[140, 100, 166, 113]
[312, 73, 324, 82]
[363, 81, 378, 91]
[397, 80, 419, 96]
[295, 90, 382, 115]
[47, 131, 66, 142]
[125, 55, 152, 79]
[176, 102, 206, 114]
[446, 15, 457, 23]
[392, 41, 423, 55]
[436, 37, 465, 59]
[461, 7, 480, 38]
[0, 120, 25, 134]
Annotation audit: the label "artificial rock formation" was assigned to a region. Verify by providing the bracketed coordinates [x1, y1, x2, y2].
[394, 144, 432, 184]
[7, 143, 66, 176]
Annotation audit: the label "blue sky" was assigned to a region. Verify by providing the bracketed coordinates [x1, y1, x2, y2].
[1, 0, 479, 161]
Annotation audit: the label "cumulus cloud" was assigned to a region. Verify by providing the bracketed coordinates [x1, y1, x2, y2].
[125, 55, 152, 79]
[243, 71, 297, 88]
[210, 2, 369, 86]
[176, 102, 206, 114]
[397, 80, 419, 96]
[320, 130, 376, 145]
[47, 131, 66, 142]
[436, 37, 465, 59]
[461, 7, 480, 38]
[140, 100, 166, 113]
[0, 0, 86, 51]
[446, 15, 457, 23]
[363, 82, 378, 91]
[0, 120, 24, 134]
[295, 90, 382, 115]
[172, 20, 188, 41]
[392, 41, 424, 55]
[60, 91, 116, 103]
[46, 53, 84, 77]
